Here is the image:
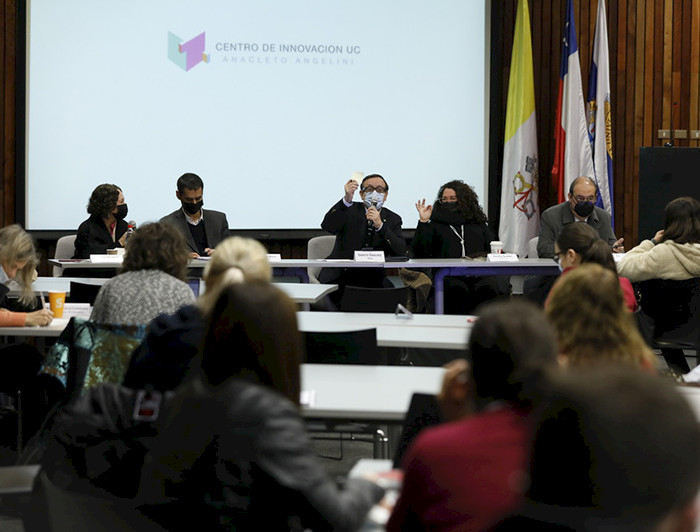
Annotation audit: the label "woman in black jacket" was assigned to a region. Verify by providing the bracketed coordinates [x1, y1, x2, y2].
[73, 183, 129, 259]
[412, 180, 509, 314]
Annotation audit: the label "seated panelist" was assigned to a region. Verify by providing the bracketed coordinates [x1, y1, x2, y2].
[160, 172, 230, 259]
[319, 173, 406, 289]
[73, 183, 129, 259]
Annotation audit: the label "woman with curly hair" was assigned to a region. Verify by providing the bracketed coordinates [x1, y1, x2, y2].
[412, 180, 509, 313]
[73, 184, 129, 259]
[90, 222, 195, 325]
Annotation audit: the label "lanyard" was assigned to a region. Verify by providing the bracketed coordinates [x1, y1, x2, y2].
[449, 225, 466, 257]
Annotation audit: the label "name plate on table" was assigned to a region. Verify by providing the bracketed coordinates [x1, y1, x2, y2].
[354, 250, 385, 263]
[266, 254, 282, 261]
[486, 253, 519, 262]
[89, 254, 123, 263]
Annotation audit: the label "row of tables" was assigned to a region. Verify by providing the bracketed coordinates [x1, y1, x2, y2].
[50, 257, 560, 314]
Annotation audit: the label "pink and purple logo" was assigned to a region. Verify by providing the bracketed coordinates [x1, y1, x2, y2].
[168, 31, 209, 71]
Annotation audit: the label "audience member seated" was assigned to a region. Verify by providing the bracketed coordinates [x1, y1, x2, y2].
[545, 263, 654, 369]
[387, 299, 558, 532]
[493, 369, 700, 532]
[137, 283, 385, 530]
[617, 196, 700, 282]
[546, 223, 637, 311]
[90, 223, 195, 325]
[123, 236, 272, 391]
[0, 225, 54, 453]
[411, 180, 509, 314]
[73, 184, 129, 259]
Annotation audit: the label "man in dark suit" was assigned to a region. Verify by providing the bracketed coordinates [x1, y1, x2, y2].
[319, 173, 406, 288]
[160, 173, 230, 258]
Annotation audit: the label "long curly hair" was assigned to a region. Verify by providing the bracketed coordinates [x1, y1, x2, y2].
[545, 264, 654, 368]
[121, 222, 189, 280]
[87, 184, 121, 219]
[436, 180, 487, 224]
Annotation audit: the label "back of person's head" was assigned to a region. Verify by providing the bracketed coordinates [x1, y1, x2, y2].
[122, 222, 189, 280]
[469, 299, 557, 407]
[545, 264, 653, 368]
[0, 224, 39, 305]
[556, 223, 616, 273]
[521, 368, 700, 531]
[86, 183, 121, 219]
[661, 196, 700, 245]
[177, 172, 204, 193]
[199, 283, 302, 405]
[198, 237, 272, 314]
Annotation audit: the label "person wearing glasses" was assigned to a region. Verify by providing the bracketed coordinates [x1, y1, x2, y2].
[537, 176, 623, 258]
[319, 173, 406, 291]
[412, 180, 509, 314]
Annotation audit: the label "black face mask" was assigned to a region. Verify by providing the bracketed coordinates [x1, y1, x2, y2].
[115, 203, 128, 220]
[573, 201, 595, 218]
[182, 200, 203, 215]
[431, 202, 467, 226]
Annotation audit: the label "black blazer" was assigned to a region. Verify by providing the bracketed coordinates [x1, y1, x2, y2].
[320, 199, 406, 260]
[160, 208, 230, 254]
[73, 215, 128, 259]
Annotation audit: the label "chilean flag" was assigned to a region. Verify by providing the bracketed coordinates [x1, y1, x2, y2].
[551, 0, 594, 203]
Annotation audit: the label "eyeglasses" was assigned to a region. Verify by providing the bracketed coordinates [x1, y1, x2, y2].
[573, 195, 596, 203]
[553, 250, 565, 264]
[361, 186, 386, 194]
[439, 198, 458, 204]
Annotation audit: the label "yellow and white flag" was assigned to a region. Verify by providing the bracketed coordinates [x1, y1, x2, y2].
[499, 0, 539, 258]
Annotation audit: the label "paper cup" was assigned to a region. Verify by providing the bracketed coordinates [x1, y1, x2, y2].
[48, 291, 66, 318]
[490, 241, 504, 254]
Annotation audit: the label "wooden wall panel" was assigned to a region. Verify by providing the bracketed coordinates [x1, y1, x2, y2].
[1, 1, 700, 253]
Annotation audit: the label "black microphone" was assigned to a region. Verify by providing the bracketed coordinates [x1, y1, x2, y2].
[367, 200, 378, 228]
[665, 102, 677, 147]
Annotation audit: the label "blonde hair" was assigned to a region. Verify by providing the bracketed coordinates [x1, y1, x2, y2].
[0, 225, 39, 306]
[198, 237, 272, 314]
[545, 264, 654, 369]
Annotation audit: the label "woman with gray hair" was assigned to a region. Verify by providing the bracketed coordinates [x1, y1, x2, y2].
[122, 236, 272, 391]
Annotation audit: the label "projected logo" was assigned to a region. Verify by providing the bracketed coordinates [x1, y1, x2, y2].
[168, 31, 210, 71]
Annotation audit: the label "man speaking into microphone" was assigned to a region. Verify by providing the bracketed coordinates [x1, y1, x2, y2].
[319, 174, 406, 299]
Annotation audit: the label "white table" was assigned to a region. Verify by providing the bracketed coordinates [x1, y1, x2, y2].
[9, 277, 337, 308]
[296, 311, 472, 350]
[301, 364, 444, 422]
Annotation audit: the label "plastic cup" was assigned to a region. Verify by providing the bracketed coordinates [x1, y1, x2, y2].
[490, 241, 504, 254]
[48, 291, 66, 318]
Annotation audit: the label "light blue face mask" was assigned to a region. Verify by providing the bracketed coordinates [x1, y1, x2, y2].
[363, 191, 385, 210]
[0, 264, 9, 285]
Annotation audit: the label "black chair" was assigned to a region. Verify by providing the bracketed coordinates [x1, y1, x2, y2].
[636, 277, 700, 373]
[68, 282, 102, 305]
[304, 329, 380, 365]
[339, 285, 409, 313]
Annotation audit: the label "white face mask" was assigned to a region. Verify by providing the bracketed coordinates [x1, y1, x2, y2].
[363, 191, 385, 210]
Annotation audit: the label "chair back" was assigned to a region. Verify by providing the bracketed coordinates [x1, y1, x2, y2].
[527, 236, 539, 258]
[53, 235, 77, 277]
[637, 277, 700, 348]
[304, 329, 379, 364]
[307, 235, 336, 283]
[69, 282, 102, 305]
[42, 472, 167, 532]
[340, 285, 409, 313]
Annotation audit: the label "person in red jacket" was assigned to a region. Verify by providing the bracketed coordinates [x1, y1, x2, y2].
[387, 299, 558, 532]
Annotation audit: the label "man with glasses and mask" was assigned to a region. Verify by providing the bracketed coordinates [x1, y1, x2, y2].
[161, 173, 230, 258]
[319, 174, 406, 293]
[537, 176, 623, 258]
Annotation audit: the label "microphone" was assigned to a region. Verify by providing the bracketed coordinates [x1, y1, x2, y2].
[127, 220, 137, 233]
[665, 102, 677, 147]
[367, 200, 378, 228]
